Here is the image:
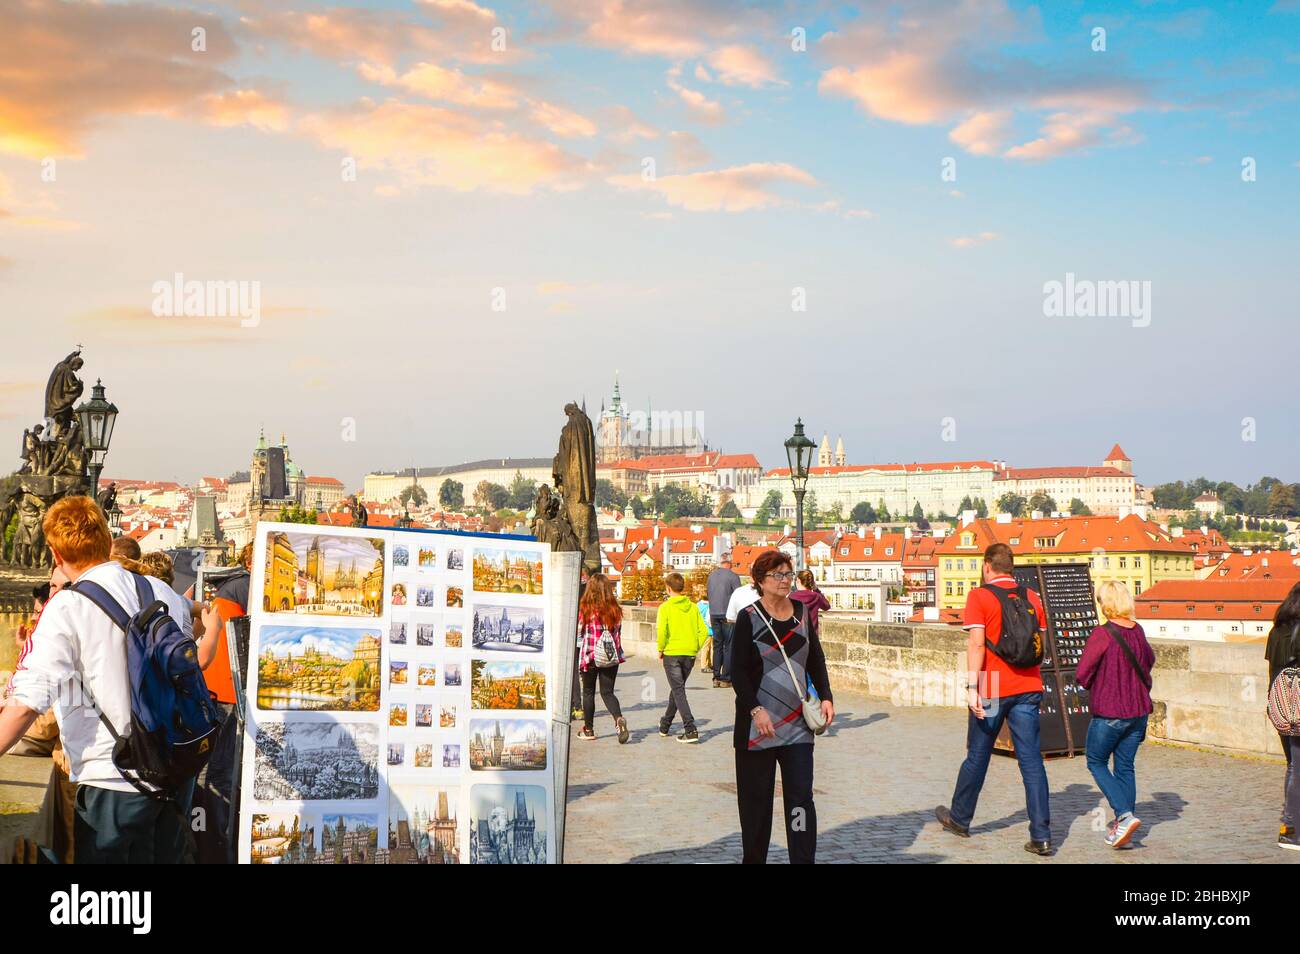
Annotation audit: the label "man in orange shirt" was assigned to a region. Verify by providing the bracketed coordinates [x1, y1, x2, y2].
[192, 543, 251, 863]
[935, 543, 1053, 855]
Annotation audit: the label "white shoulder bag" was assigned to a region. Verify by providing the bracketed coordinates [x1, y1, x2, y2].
[752, 604, 828, 735]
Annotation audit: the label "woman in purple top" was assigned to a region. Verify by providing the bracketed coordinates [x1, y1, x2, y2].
[1077, 580, 1155, 849]
[790, 570, 831, 635]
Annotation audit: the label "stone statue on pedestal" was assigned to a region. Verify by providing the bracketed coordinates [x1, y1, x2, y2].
[346, 495, 368, 528]
[44, 349, 85, 439]
[550, 402, 601, 574]
[2, 349, 97, 571]
[530, 483, 579, 553]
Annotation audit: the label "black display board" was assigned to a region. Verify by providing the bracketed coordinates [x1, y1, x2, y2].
[992, 563, 1098, 758]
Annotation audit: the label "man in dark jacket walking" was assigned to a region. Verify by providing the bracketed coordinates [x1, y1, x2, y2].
[706, 554, 742, 688]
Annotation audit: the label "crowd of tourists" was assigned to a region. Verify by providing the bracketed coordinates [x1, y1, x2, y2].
[575, 541, 1300, 865]
[0, 496, 1296, 865]
[0, 497, 249, 863]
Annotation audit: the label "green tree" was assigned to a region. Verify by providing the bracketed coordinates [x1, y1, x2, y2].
[997, 492, 1026, 517]
[974, 498, 989, 518]
[1028, 493, 1057, 515]
[876, 499, 890, 522]
[957, 495, 974, 514]
[278, 504, 319, 525]
[911, 501, 924, 523]
[507, 470, 537, 510]
[1069, 497, 1092, 516]
[850, 501, 877, 524]
[719, 499, 742, 519]
[438, 478, 464, 511]
[629, 496, 647, 519]
[399, 482, 428, 509]
[595, 478, 628, 510]
[1269, 482, 1297, 517]
[755, 489, 783, 524]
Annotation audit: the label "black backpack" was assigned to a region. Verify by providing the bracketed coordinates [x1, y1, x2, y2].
[984, 584, 1043, 668]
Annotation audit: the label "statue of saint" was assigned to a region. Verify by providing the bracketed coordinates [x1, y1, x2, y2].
[530, 484, 579, 552]
[97, 481, 118, 513]
[45, 418, 84, 477]
[13, 490, 48, 569]
[348, 495, 368, 528]
[44, 350, 85, 436]
[19, 425, 45, 474]
[551, 403, 600, 573]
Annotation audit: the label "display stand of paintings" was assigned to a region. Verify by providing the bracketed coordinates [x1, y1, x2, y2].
[240, 523, 556, 864]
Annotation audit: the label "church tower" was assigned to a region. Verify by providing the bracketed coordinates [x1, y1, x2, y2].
[835, 436, 846, 467]
[818, 433, 832, 467]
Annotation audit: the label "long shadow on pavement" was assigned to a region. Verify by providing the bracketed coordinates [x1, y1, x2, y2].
[628, 806, 951, 864]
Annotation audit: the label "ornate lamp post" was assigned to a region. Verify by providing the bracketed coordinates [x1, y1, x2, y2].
[75, 379, 119, 499]
[784, 419, 815, 571]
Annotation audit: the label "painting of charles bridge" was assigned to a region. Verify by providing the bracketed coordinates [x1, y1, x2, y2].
[472, 549, 544, 595]
[256, 626, 381, 711]
[471, 603, 545, 654]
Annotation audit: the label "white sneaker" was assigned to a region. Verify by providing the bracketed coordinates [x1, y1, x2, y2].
[1106, 814, 1141, 848]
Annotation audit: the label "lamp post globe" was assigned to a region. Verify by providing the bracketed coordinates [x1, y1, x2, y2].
[784, 419, 816, 571]
[74, 379, 119, 500]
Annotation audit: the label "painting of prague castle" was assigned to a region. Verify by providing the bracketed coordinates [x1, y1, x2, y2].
[263, 530, 385, 617]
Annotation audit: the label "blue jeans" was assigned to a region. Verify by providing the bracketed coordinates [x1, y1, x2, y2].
[711, 617, 732, 680]
[1085, 714, 1148, 819]
[951, 692, 1051, 842]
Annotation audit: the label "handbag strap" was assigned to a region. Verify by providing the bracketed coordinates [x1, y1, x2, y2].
[751, 603, 807, 701]
[1106, 622, 1151, 689]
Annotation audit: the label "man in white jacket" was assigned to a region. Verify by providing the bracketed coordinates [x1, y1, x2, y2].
[0, 495, 194, 863]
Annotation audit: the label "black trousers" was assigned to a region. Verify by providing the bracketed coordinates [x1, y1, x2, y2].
[580, 664, 623, 727]
[74, 785, 192, 864]
[735, 742, 816, 864]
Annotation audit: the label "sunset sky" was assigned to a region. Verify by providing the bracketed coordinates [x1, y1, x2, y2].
[1, 0, 1297, 487]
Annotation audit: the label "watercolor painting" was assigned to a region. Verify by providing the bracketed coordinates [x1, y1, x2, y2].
[256, 626, 381, 712]
[263, 530, 385, 617]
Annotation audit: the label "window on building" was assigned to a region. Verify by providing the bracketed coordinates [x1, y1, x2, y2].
[1119, 557, 1127, 569]
[945, 560, 952, 570]
[1134, 557, 1142, 569]
[957, 582, 965, 596]
[945, 582, 953, 595]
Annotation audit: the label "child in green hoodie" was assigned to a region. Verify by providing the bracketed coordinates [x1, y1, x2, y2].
[656, 572, 710, 743]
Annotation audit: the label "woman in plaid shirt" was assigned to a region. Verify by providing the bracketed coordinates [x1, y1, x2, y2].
[576, 574, 630, 743]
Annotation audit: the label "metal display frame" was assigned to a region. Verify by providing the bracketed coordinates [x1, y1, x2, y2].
[992, 562, 1098, 758]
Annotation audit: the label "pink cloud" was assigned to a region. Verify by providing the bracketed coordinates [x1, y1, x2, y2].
[608, 162, 817, 212]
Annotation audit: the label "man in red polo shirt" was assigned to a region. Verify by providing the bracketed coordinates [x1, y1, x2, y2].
[935, 542, 1053, 855]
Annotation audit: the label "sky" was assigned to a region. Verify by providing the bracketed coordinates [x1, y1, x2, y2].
[1, 0, 1297, 491]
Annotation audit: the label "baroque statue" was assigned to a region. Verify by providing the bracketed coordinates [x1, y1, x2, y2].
[550, 402, 601, 574]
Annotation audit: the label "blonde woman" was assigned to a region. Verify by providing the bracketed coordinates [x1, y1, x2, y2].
[1076, 580, 1154, 849]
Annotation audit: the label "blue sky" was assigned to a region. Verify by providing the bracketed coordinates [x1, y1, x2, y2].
[0, 0, 1296, 488]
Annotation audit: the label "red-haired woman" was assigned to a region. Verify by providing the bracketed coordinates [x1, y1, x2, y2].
[576, 573, 630, 743]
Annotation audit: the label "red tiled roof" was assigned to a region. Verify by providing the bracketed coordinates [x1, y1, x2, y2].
[995, 466, 1129, 481]
[1106, 444, 1131, 462]
[908, 607, 964, 625]
[1207, 551, 1300, 581]
[306, 476, 345, 486]
[935, 515, 1192, 556]
[830, 532, 906, 562]
[764, 460, 997, 478]
[1136, 579, 1294, 619]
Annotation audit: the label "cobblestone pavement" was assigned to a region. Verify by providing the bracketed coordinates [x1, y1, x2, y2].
[565, 658, 1299, 864]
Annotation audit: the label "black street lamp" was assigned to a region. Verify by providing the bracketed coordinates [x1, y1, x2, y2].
[784, 419, 816, 571]
[75, 379, 119, 499]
